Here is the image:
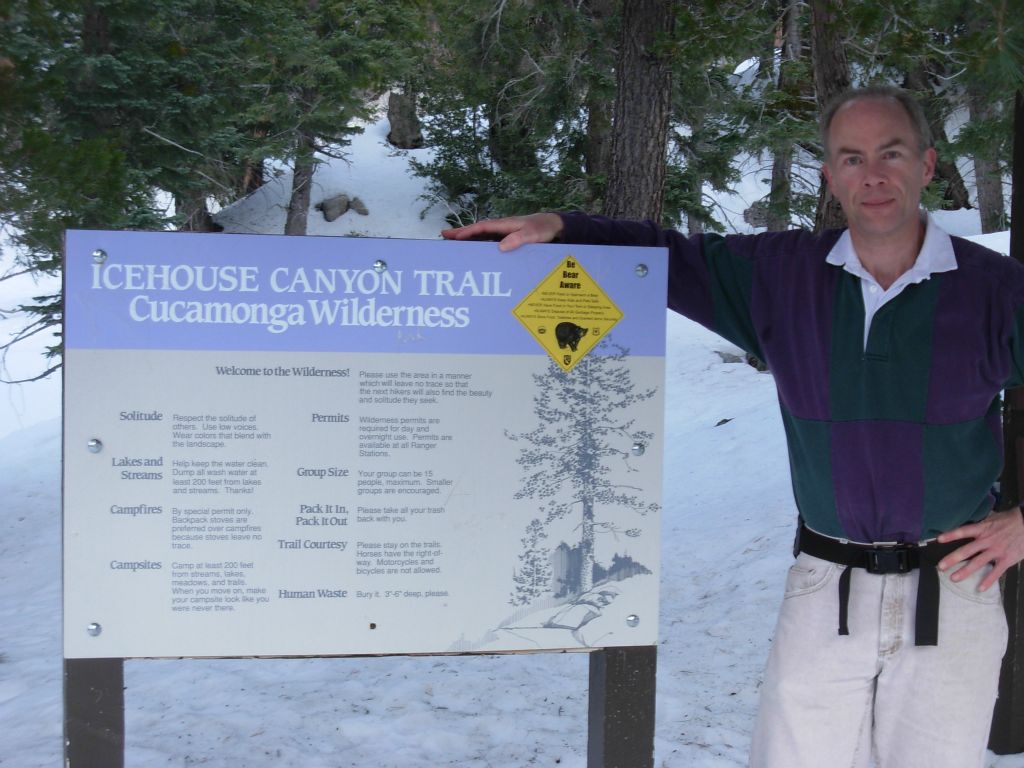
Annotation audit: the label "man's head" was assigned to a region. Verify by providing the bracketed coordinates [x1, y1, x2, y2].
[820, 87, 937, 252]
[820, 86, 933, 160]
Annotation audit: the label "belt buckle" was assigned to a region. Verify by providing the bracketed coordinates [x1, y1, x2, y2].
[866, 546, 912, 574]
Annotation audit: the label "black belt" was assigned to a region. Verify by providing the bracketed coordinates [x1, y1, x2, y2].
[794, 524, 969, 646]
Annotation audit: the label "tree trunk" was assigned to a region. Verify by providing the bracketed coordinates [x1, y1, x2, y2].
[989, 91, 1024, 755]
[79, 3, 116, 132]
[809, 0, 850, 232]
[602, 0, 674, 222]
[903, 65, 971, 210]
[969, 92, 1006, 233]
[686, 212, 705, 235]
[387, 88, 424, 149]
[580, 498, 595, 594]
[585, 90, 612, 189]
[766, 0, 802, 232]
[238, 126, 268, 197]
[285, 131, 316, 236]
[1014, 91, 1023, 264]
[967, 8, 1007, 233]
[240, 158, 265, 197]
[582, 0, 617, 203]
[174, 191, 220, 232]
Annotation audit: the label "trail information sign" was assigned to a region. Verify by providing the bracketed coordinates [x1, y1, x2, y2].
[62, 230, 667, 659]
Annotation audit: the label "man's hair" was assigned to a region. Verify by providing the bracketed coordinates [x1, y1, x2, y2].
[819, 85, 933, 159]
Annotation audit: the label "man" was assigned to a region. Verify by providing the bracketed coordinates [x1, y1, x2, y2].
[443, 86, 1024, 767]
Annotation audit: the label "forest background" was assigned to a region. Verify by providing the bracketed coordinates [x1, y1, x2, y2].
[0, 0, 1021, 381]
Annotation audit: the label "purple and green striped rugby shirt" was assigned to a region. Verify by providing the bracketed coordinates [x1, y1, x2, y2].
[560, 212, 1024, 544]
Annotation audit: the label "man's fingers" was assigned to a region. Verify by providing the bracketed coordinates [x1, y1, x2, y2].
[497, 229, 534, 252]
[977, 561, 1007, 592]
[936, 521, 981, 545]
[441, 220, 511, 241]
[947, 554, 1004, 592]
[441, 213, 563, 250]
[935, 509, 1024, 592]
[938, 539, 982, 573]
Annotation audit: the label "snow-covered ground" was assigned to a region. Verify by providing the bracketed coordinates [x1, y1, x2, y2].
[0, 115, 1021, 766]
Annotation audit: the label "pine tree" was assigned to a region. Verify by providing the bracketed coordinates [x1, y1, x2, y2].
[0, 0, 166, 378]
[956, 0, 1021, 232]
[507, 347, 659, 596]
[510, 518, 551, 606]
[412, 0, 621, 223]
[666, 0, 773, 232]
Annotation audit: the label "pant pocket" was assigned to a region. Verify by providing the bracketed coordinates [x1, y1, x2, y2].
[937, 563, 1003, 605]
[783, 554, 837, 599]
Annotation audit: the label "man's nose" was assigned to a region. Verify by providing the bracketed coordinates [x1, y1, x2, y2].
[862, 158, 888, 185]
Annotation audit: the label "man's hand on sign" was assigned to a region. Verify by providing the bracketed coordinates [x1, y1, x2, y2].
[441, 213, 563, 252]
[937, 507, 1024, 592]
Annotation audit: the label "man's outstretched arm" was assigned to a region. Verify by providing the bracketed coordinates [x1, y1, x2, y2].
[441, 213, 564, 252]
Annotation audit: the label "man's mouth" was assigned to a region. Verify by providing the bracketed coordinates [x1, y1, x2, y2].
[861, 197, 895, 208]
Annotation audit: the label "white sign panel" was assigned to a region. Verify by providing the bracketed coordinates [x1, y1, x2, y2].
[63, 230, 667, 658]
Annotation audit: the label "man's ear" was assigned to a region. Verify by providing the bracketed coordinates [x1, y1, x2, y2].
[922, 147, 937, 184]
[821, 162, 834, 191]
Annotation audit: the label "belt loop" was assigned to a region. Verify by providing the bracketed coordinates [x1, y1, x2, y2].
[838, 565, 852, 636]
[915, 561, 940, 646]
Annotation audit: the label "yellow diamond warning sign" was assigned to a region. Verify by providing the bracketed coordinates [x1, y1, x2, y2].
[513, 255, 623, 372]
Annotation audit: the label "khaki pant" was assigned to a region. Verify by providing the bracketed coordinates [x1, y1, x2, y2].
[750, 553, 1008, 768]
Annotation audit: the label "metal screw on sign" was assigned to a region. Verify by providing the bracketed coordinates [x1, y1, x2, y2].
[626, 614, 640, 628]
[87, 438, 103, 454]
[373, 259, 388, 273]
[631, 442, 646, 457]
[92, 249, 108, 264]
[634, 263, 649, 278]
[86, 623, 102, 637]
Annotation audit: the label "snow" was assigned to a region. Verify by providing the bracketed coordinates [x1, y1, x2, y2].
[212, 118, 448, 241]
[1, 116, 1022, 766]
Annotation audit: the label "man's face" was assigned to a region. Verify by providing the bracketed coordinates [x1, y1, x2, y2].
[822, 97, 936, 248]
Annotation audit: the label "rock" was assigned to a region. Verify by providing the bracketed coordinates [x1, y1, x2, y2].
[317, 194, 350, 222]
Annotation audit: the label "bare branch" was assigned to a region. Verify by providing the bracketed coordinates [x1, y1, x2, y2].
[140, 127, 234, 194]
[0, 313, 62, 382]
[141, 126, 204, 157]
[0, 267, 36, 284]
[0, 361, 61, 384]
[481, 0, 510, 56]
[0, 315, 58, 350]
[495, 50, 547, 122]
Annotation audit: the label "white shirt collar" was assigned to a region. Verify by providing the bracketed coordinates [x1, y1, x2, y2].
[825, 212, 957, 289]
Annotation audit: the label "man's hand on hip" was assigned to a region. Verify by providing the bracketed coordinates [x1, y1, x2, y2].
[937, 507, 1024, 591]
[441, 213, 563, 252]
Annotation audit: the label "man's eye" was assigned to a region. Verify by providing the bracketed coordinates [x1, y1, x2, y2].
[843, 156, 861, 166]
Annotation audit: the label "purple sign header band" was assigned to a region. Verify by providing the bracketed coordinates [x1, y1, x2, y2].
[64, 230, 668, 357]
